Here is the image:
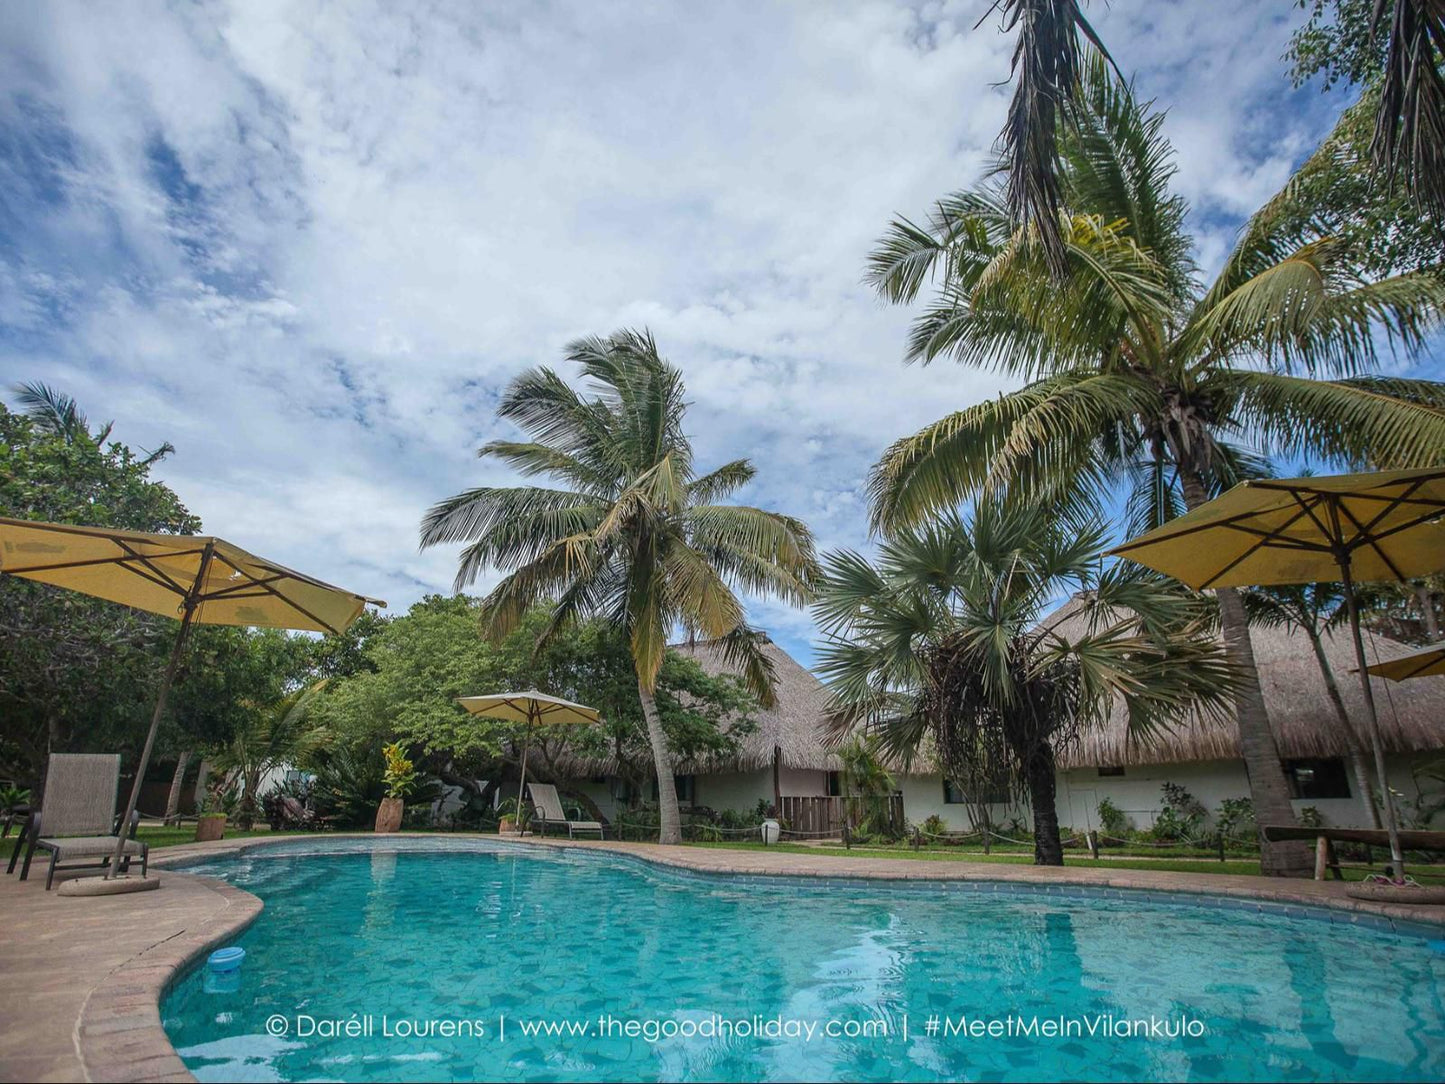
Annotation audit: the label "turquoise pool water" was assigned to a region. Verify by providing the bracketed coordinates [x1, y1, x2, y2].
[162, 838, 1445, 1082]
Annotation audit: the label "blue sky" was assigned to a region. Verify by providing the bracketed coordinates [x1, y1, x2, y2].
[0, 1, 1437, 667]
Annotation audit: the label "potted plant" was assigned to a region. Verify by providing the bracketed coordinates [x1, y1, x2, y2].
[375, 742, 416, 833]
[195, 779, 233, 842]
[495, 796, 529, 835]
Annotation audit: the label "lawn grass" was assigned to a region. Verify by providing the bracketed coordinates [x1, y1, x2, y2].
[684, 839, 1445, 881]
[1, 825, 302, 864]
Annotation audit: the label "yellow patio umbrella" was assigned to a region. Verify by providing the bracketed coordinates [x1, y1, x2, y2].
[1110, 467, 1445, 883]
[0, 517, 384, 888]
[1366, 642, 1445, 682]
[456, 691, 600, 834]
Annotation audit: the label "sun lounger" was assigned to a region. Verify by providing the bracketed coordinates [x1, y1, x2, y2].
[527, 782, 605, 839]
[6, 753, 148, 889]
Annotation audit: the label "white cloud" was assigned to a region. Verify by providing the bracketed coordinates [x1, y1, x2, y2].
[0, 0, 1369, 664]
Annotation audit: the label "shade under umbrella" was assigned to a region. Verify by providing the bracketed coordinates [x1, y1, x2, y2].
[1366, 643, 1445, 682]
[1110, 467, 1445, 883]
[456, 691, 600, 833]
[0, 517, 384, 883]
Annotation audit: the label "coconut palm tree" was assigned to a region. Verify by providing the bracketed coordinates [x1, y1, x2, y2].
[815, 499, 1234, 865]
[987, 2, 1445, 261]
[864, 60, 1445, 874]
[1243, 583, 1383, 827]
[420, 330, 819, 844]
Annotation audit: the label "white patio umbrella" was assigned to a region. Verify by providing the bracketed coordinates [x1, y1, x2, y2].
[456, 691, 600, 834]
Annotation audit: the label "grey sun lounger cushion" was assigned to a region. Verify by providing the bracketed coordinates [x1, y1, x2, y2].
[527, 783, 605, 839]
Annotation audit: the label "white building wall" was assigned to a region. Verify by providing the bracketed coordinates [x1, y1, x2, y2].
[899, 753, 1441, 833]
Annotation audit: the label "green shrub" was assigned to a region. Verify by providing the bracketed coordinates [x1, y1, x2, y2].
[1299, 805, 1324, 829]
[921, 814, 948, 839]
[1215, 796, 1257, 843]
[1097, 797, 1131, 838]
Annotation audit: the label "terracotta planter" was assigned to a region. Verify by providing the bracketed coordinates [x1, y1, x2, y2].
[375, 796, 404, 833]
[498, 815, 517, 835]
[195, 815, 227, 842]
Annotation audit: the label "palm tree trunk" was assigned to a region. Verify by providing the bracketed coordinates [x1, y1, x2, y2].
[1305, 629, 1382, 829]
[1024, 743, 1064, 866]
[164, 751, 190, 824]
[1179, 469, 1311, 877]
[637, 678, 682, 845]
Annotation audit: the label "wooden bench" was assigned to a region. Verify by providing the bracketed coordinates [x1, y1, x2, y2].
[1262, 825, 1445, 880]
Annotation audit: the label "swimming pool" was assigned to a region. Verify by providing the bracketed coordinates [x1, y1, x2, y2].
[162, 837, 1445, 1082]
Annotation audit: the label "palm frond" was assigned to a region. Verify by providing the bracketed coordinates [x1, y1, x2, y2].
[1370, 0, 1445, 221]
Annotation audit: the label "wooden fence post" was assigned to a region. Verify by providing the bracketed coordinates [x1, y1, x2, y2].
[1087, 830, 1099, 860]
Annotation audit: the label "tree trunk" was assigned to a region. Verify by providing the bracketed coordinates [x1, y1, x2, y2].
[1417, 584, 1441, 641]
[1024, 743, 1064, 866]
[165, 751, 191, 824]
[638, 678, 682, 845]
[1178, 468, 1311, 877]
[1306, 630, 1382, 828]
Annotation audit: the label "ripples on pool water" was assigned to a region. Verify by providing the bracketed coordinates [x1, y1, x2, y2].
[161, 837, 1445, 1082]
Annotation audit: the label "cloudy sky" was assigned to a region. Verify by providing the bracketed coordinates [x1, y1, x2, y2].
[0, 1, 1425, 665]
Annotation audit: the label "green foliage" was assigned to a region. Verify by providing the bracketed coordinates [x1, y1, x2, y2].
[921, 814, 948, 838]
[310, 742, 388, 828]
[382, 742, 418, 800]
[838, 737, 902, 840]
[308, 596, 760, 794]
[1096, 797, 1131, 838]
[0, 784, 30, 813]
[1298, 805, 1326, 829]
[1215, 796, 1258, 843]
[1288, 0, 1386, 90]
[210, 680, 329, 829]
[1150, 782, 1208, 842]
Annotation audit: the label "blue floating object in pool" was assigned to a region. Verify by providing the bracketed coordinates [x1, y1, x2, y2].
[208, 946, 246, 973]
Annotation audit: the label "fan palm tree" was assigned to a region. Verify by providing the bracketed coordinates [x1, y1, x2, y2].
[815, 499, 1234, 865]
[864, 59, 1445, 874]
[420, 330, 819, 844]
[1242, 583, 1382, 827]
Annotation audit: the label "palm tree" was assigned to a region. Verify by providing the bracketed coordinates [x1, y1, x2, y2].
[1368, 0, 1445, 221]
[420, 330, 819, 844]
[864, 61, 1445, 874]
[986, 2, 1445, 261]
[815, 499, 1234, 865]
[978, 1, 1118, 274]
[1243, 584, 1382, 827]
[12, 381, 175, 463]
[212, 680, 329, 830]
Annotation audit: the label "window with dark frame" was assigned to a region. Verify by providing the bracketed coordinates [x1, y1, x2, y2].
[1283, 758, 1351, 800]
[943, 778, 1009, 805]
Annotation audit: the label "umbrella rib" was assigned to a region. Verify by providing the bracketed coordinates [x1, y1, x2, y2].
[1198, 499, 1322, 589]
[113, 539, 198, 597]
[203, 551, 344, 634]
[198, 574, 288, 602]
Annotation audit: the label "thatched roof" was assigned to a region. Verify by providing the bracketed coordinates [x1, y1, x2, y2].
[550, 636, 841, 777]
[1043, 596, 1445, 769]
[669, 637, 843, 773]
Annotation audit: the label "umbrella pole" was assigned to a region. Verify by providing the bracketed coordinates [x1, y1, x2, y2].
[106, 603, 198, 878]
[516, 733, 529, 837]
[1338, 558, 1407, 883]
